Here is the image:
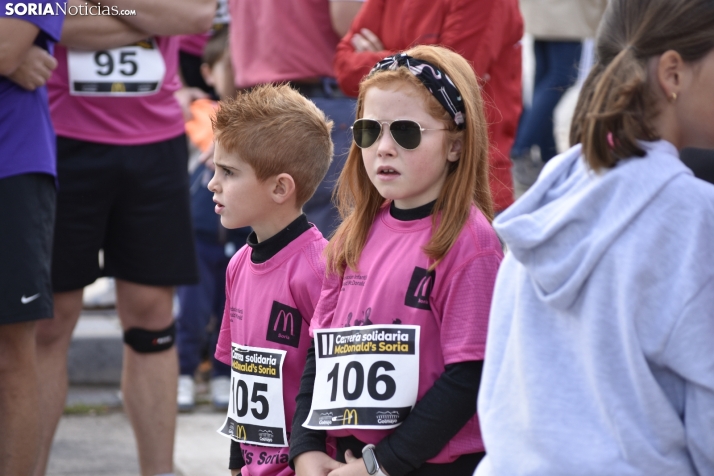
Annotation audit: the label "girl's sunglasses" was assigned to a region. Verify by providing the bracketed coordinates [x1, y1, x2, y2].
[351, 119, 447, 150]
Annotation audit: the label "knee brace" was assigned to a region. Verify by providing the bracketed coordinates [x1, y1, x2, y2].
[123, 322, 176, 353]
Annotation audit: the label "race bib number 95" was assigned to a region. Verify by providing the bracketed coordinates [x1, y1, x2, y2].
[68, 38, 166, 96]
[217, 344, 288, 447]
[303, 325, 420, 430]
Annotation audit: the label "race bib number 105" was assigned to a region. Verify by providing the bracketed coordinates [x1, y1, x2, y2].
[217, 344, 288, 447]
[68, 38, 166, 96]
[303, 325, 420, 430]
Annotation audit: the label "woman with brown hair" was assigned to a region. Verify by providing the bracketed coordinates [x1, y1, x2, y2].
[477, 0, 714, 474]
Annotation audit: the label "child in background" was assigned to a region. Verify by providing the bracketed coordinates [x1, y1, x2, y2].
[477, 0, 714, 474]
[290, 45, 503, 476]
[210, 85, 333, 475]
[177, 26, 248, 411]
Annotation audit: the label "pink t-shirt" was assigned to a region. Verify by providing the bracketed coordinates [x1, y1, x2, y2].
[229, 0, 340, 88]
[310, 205, 503, 462]
[215, 227, 327, 476]
[48, 37, 184, 145]
[179, 33, 210, 57]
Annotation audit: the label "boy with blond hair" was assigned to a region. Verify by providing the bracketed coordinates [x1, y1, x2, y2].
[210, 84, 332, 475]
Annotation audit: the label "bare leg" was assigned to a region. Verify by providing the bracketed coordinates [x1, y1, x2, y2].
[116, 279, 177, 476]
[0, 321, 41, 475]
[33, 290, 84, 476]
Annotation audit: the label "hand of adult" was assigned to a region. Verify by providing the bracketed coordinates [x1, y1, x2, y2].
[174, 86, 209, 121]
[230, 469, 241, 476]
[294, 450, 344, 476]
[351, 28, 384, 53]
[7, 46, 58, 91]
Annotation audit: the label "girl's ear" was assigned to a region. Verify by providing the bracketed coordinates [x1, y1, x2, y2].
[655, 49, 684, 101]
[270, 173, 297, 205]
[446, 138, 462, 163]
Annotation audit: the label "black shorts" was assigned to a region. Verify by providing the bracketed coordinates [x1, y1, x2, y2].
[52, 135, 199, 292]
[0, 173, 55, 324]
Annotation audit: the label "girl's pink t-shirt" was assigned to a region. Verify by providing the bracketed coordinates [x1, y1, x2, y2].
[48, 37, 184, 145]
[310, 205, 503, 462]
[216, 227, 327, 476]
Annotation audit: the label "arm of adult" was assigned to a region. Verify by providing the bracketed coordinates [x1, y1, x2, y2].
[0, 18, 39, 76]
[7, 45, 57, 90]
[329, 0, 364, 38]
[60, 0, 148, 49]
[334, 0, 515, 96]
[333, 0, 394, 96]
[97, 0, 216, 36]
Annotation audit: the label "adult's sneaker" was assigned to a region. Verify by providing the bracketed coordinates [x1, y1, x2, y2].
[178, 375, 195, 412]
[211, 376, 231, 411]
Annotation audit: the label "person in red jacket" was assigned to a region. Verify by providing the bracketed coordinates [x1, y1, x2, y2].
[334, 0, 523, 212]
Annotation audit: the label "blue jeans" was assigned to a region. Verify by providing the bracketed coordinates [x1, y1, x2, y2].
[513, 40, 583, 162]
[303, 93, 356, 237]
[176, 235, 233, 378]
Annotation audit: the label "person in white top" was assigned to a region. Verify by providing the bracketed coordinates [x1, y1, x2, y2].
[477, 0, 714, 474]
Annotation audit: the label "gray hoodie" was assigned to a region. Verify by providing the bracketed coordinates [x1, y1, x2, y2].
[476, 141, 714, 476]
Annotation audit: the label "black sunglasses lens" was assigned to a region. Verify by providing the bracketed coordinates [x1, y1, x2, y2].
[353, 120, 381, 149]
[390, 120, 421, 149]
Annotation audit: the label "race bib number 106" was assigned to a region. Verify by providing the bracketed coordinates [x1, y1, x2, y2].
[217, 344, 288, 447]
[303, 325, 420, 430]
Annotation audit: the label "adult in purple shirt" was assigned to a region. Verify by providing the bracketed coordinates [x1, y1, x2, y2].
[31, 1, 215, 476]
[0, 2, 63, 474]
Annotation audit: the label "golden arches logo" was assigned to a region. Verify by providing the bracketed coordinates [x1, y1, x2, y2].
[342, 409, 358, 425]
[111, 82, 126, 93]
[235, 424, 247, 440]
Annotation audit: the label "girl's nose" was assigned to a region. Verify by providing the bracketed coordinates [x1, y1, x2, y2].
[376, 124, 397, 157]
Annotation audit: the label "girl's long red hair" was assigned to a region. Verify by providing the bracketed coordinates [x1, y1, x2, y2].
[325, 45, 493, 276]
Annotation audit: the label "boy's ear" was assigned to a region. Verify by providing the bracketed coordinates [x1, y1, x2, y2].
[200, 63, 214, 87]
[270, 173, 297, 205]
[447, 138, 463, 163]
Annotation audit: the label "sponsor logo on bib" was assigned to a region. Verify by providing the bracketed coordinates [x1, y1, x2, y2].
[229, 423, 247, 441]
[341, 408, 358, 425]
[266, 301, 302, 348]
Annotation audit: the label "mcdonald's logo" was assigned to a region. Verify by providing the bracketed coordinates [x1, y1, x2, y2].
[405, 267, 436, 310]
[274, 310, 293, 335]
[111, 82, 126, 93]
[266, 301, 302, 348]
[234, 424, 247, 440]
[415, 275, 433, 299]
[342, 409, 358, 425]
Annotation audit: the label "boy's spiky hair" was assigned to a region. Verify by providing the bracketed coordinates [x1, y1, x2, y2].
[213, 84, 334, 207]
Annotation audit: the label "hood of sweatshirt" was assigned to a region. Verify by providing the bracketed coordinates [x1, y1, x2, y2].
[494, 140, 692, 310]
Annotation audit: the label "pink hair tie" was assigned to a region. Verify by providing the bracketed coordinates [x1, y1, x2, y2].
[607, 132, 615, 148]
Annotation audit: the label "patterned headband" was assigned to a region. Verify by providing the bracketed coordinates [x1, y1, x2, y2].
[369, 53, 465, 130]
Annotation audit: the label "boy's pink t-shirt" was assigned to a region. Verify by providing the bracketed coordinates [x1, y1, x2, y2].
[48, 37, 184, 145]
[310, 205, 503, 462]
[216, 226, 327, 476]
